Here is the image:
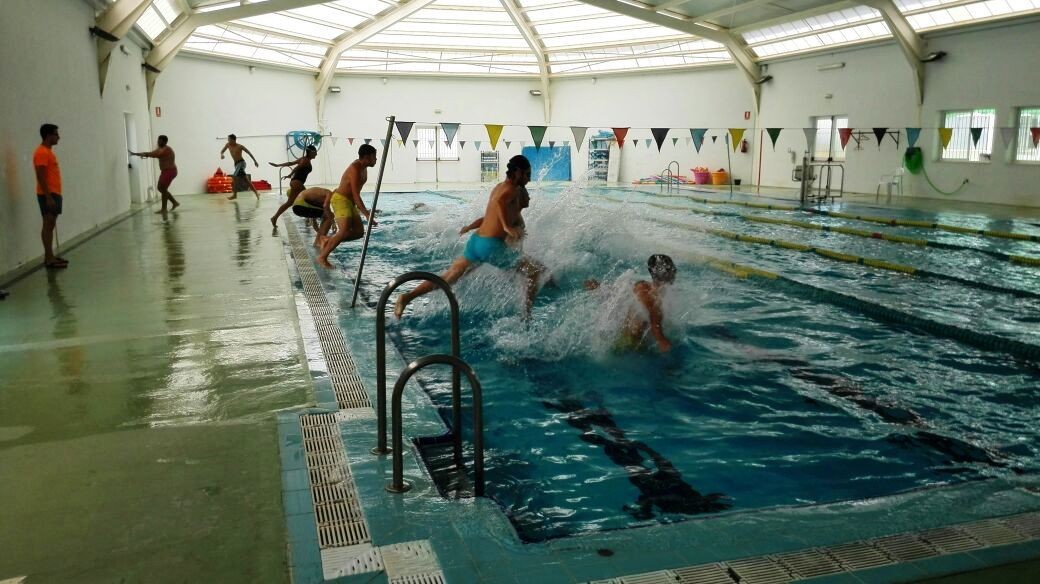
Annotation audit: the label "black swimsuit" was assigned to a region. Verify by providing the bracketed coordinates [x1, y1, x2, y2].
[290, 161, 312, 183]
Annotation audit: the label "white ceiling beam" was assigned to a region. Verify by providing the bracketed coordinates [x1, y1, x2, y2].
[315, 0, 441, 122]
[860, 0, 925, 103]
[572, 0, 764, 109]
[500, 0, 551, 123]
[93, 0, 155, 94]
[689, 0, 787, 22]
[193, 0, 335, 27]
[732, 1, 855, 33]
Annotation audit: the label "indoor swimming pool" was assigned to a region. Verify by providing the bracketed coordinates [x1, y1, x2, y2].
[308, 184, 1040, 554]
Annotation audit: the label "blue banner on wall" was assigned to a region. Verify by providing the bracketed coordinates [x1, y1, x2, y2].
[522, 146, 571, 181]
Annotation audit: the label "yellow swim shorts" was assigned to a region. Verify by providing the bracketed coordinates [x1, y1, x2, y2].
[330, 192, 358, 221]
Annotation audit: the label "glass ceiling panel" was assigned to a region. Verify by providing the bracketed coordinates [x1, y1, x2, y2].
[542, 27, 686, 48]
[288, 5, 370, 28]
[410, 8, 512, 22]
[391, 22, 519, 35]
[535, 15, 637, 34]
[364, 33, 529, 48]
[136, 5, 168, 40]
[330, 0, 397, 16]
[237, 14, 345, 40]
[525, 4, 609, 20]
[154, 0, 181, 24]
[742, 6, 880, 44]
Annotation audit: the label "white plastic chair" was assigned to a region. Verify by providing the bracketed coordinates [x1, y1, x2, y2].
[876, 168, 904, 202]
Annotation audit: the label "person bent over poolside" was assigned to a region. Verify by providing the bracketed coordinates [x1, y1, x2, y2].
[316, 144, 377, 269]
[291, 186, 335, 247]
[585, 254, 677, 353]
[395, 155, 543, 319]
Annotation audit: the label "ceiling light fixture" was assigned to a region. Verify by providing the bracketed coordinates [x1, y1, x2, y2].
[329, 86, 341, 93]
[817, 62, 845, 71]
[529, 89, 542, 96]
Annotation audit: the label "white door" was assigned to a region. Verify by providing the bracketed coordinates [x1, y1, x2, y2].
[123, 113, 144, 204]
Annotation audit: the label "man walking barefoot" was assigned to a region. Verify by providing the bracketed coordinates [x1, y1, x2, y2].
[220, 134, 260, 200]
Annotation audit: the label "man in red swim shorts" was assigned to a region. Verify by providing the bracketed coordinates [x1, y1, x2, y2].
[131, 135, 179, 213]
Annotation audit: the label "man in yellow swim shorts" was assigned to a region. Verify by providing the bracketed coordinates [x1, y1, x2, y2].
[291, 186, 334, 248]
[317, 144, 377, 269]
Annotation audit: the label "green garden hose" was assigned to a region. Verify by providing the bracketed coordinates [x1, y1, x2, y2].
[903, 147, 969, 196]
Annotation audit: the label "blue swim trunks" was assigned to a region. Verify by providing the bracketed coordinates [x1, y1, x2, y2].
[463, 233, 519, 269]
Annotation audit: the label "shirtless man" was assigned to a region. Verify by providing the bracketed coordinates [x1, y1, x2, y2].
[395, 155, 542, 318]
[315, 144, 377, 269]
[220, 134, 260, 200]
[290, 186, 334, 246]
[130, 135, 179, 213]
[584, 254, 676, 353]
[269, 145, 317, 228]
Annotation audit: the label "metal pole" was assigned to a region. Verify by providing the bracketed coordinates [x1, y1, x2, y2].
[373, 272, 461, 460]
[725, 134, 734, 197]
[350, 116, 395, 309]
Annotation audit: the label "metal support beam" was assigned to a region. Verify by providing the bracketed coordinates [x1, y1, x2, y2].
[94, 0, 154, 95]
[687, 0, 785, 22]
[315, 0, 440, 126]
[499, 0, 551, 123]
[861, 0, 925, 103]
[574, 0, 763, 109]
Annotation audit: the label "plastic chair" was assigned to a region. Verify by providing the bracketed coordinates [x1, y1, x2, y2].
[876, 168, 904, 202]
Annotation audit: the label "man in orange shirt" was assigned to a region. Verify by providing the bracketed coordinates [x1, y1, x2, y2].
[34, 123, 66, 269]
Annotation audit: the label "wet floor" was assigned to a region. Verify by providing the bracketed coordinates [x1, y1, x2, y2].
[0, 195, 311, 583]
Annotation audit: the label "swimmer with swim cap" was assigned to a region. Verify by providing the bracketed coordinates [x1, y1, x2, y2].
[586, 254, 676, 353]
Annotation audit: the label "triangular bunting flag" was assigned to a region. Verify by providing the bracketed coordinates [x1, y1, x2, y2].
[348, 138, 355, 145]
[504, 140, 512, 149]
[632, 139, 639, 149]
[612, 127, 629, 147]
[528, 126, 547, 149]
[520, 141, 527, 148]
[443, 141, 450, 149]
[803, 128, 815, 150]
[672, 137, 679, 147]
[685, 137, 691, 146]
[562, 141, 569, 147]
[441, 123, 460, 146]
[838, 128, 853, 150]
[379, 139, 386, 148]
[485, 124, 503, 149]
[411, 140, 418, 148]
[397, 139, 404, 147]
[729, 128, 745, 151]
[999, 127, 1015, 149]
[549, 141, 556, 149]
[767, 128, 782, 150]
[969, 127, 983, 147]
[427, 140, 435, 149]
[459, 140, 467, 150]
[711, 135, 718, 144]
[644, 139, 652, 148]
[651, 128, 669, 151]
[906, 128, 921, 149]
[394, 121, 414, 142]
[938, 128, 954, 149]
[475, 141, 482, 150]
[570, 127, 588, 152]
[872, 128, 887, 149]
[690, 129, 706, 153]
[364, 138, 372, 145]
[1031, 127, 1040, 148]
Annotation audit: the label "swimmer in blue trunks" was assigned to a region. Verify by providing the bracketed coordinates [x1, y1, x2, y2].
[220, 133, 260, 200]
[395, 155, 543, 318]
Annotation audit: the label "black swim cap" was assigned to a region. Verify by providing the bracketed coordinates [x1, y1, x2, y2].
[648, 254, 676, 283]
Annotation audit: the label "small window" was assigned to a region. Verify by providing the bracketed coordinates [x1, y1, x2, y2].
[811, 115, 848, 162]
[1014, 107, 1040, 164]
[415, 126, 460, 161]
[941, 108, 995, 162]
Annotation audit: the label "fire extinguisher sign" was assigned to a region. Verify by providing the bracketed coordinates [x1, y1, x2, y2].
[744, 111, 751, 120]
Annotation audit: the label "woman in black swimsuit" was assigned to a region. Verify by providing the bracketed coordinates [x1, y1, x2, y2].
[269, 145, 317, 227]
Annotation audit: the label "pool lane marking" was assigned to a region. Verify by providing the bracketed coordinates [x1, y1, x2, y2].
[637, 190, 1040, 245]
[598, 195, 1040, 301]
[632, 191, 1040, 267]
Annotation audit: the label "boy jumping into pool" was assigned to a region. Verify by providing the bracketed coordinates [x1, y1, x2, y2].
[290, 186, 335, 248]
[316, 144, 377, 269]
[584, 254, 676, 353]
[394, 155, 543, 319]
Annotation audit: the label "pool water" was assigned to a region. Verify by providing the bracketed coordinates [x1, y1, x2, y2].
[323, 185, 1040, 543]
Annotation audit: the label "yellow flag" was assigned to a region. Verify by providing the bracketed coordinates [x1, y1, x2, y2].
[938, 128, 953, 149]
[729, 128, 746, 151]
[485, 124, 504, 150]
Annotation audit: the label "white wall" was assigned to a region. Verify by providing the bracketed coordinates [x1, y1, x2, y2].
[0, 0, 152, 279]
[150, 55, 323, 193]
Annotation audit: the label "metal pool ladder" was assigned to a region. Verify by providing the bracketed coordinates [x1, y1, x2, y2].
[373, 271, 485, 496]
[661, 160, 680, 192]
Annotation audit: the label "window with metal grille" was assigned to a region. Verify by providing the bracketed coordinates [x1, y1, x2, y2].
[415, 126, 459, 161]
[941, 108, 995, 162]
[811, 115, 849, 161]
[1014, 107, 1040, 163]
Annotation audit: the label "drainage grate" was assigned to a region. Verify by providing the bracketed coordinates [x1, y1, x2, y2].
[724, 556, 794, 584]
[824, 541, 893, 571]
[321, 544, 384, 580]
[389, 572, 447, 584]
[1003, 512, 1040, 538]
[381, 540, 443, 581]
[773, 549, 843, 579]
[619, 570, 680, 584]
[673, 563, 736, 584]
[872, 534, 939, 563]
[918, 526, 984, 554]
[961, 519, 1027, 546]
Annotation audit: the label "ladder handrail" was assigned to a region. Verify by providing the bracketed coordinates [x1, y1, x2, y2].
[374, 272, 461, 462]
[350, 115, 396, 308]
[387, 354, 484, 496]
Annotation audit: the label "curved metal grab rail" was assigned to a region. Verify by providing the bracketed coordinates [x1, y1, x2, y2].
[374, 272, 460, 460]
[387, 354, 484, 496]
